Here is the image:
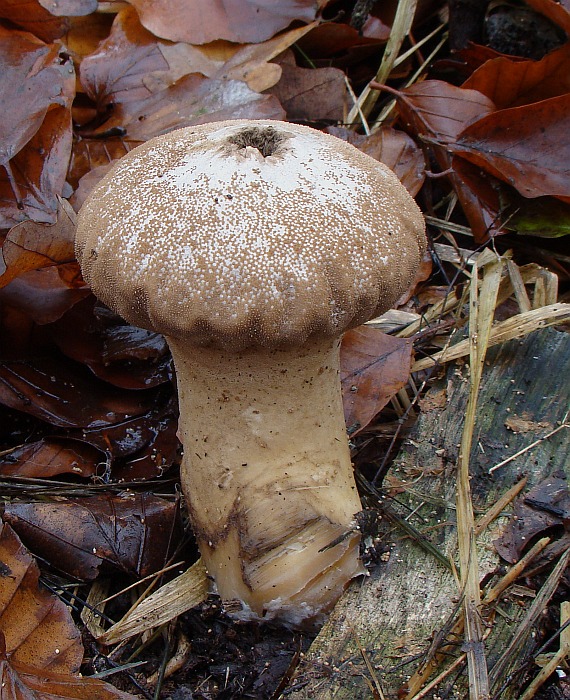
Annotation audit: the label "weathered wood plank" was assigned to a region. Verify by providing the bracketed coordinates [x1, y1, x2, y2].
[287, 327, 570, 699]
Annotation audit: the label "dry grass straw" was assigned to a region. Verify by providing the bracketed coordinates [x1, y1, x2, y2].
[99, 558, 208, 645]
[347, 0, 418, 126]
[519, 601, 570, 700]
[454, 248, 503, 698]
[411, 302, 569, 373]
[490, 548, 570, 693]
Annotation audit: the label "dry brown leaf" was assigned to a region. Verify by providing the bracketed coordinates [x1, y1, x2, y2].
[79, 6, 169, 108]
[152, 24, 318, 93]
[462, 42, 570, 108]
[0, 0, 68, 42]
[341, 326, 413, 436]
[399, 79, 495, 144]
[80, 8, 315, 109]
[0, 200, 76, 288]
[0, 28, 75, 227]
[213, 22, 317, 91]
[99, 73, 285, 140]
[0, 521, 137, 699]
[269, 63, 347, 123]
[452, 93, 570, 200]
[125, 0, 324, 45]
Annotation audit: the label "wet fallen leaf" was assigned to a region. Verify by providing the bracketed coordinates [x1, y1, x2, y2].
[0, 396, 178, 480]
[99, 73, 285, 140]
[0, 200, 76, 288]
[51, 298, 171, 390]
[0, 351, 162, 428]
[0, 0, 68, 42]
[0, 521, 137, 698]
[269, 63, 347, 123]
[341, 326, 413, 436]
[494, 476, 570, 563]
[0, 438, 99, 478]
[125, 0, 324, 44]
[3, 493, 182, 580]
[452, 93, 570, 200]
[0, 27, 75, 227]
[462, 42, 570, 108]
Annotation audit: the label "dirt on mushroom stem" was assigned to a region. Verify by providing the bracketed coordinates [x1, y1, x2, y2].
[169, 335, 365, 629]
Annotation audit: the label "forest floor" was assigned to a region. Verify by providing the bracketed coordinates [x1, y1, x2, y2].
[0, 1, 569, 699]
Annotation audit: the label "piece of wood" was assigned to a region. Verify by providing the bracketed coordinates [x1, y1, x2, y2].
[286, 327, 570, 699]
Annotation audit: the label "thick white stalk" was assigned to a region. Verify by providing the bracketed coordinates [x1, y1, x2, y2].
[168, 336, 365, 627]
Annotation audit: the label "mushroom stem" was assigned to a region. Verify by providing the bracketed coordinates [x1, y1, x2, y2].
[168, 336, 364, 627]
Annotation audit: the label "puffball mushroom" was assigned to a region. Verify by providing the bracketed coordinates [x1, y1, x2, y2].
[75, 119, 426, 627]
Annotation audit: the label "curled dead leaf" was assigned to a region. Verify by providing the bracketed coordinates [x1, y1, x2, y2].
[0, 521, 137, 698]
[0, 28, 75, 227]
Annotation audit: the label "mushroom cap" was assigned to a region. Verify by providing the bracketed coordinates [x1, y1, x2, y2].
[75, 120, 426, 351]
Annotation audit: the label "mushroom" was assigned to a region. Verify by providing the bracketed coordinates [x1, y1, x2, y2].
[75, 120, 426, 628]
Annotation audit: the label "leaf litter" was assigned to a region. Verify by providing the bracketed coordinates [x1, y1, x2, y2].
[0, 0, 569, 697]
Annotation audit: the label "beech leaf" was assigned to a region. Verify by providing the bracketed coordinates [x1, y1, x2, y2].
[0, 28, 75, 227]
[341, 327, 413, 436]
[3, 494, 181, 580]
[462, 42, 570, 108]
[399, 80, 495, 144]
[452, 93, 570, 200]
[125, 0, 324, 45]
[0, 200, 76, 289]
[100, 73, 285, 141]
[0, 521, 136, 699]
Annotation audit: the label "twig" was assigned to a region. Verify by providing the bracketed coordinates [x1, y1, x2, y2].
[489, 416, 569, 473]
[489, 548, 570, 691]
[349, 624, 386, 699]
[474, 477, 528, 536]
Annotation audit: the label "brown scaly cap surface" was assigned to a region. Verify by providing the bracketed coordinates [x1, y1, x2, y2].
[75, 120, 426, 351]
